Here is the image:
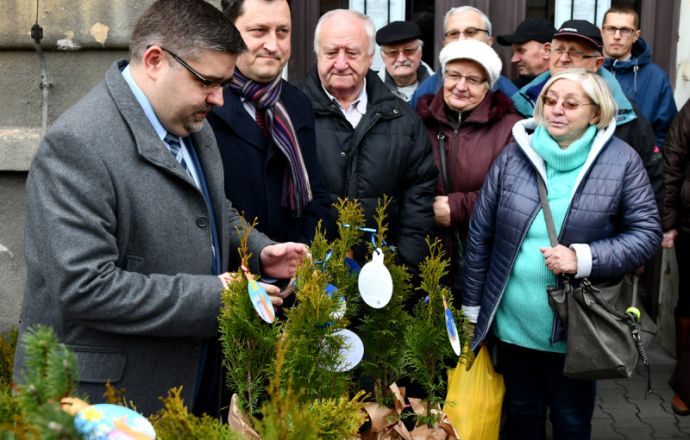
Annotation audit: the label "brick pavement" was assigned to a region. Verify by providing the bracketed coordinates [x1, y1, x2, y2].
[591, 340, 690, 440]
[545, 338, 690, 439]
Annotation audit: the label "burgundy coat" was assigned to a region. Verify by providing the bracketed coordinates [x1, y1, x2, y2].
[417, 89, 523, 244]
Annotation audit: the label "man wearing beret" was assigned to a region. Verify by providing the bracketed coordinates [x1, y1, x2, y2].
[376, 21, 433, 103]
[497, 17, 555, 88]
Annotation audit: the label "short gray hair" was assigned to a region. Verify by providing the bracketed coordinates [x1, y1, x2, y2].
[314, 9, 376, 56]
[129, 0, 246, 63]
[443, 6, 492, 36]
[534, 69, 617, 130]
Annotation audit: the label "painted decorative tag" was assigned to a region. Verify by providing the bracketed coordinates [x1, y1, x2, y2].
[443, 295, 461, 356]
[74, 403, 155, 440]
[243, 265, 275, 323]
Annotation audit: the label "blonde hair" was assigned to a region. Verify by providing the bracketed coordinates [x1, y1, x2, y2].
[534, 69, 617, 130]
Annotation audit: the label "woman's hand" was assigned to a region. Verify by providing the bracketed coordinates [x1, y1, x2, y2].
[433, 195, 451, 227]
[662, 229, 677, 249]
[540, 245, 578, 275]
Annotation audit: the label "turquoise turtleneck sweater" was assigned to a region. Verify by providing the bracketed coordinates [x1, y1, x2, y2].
[494, 124, 597, 353]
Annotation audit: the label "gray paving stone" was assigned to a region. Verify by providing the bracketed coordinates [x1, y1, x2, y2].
[645, 417, 690, 439]
[636, 400, 676, 418]
[591, 418, 625, 439]
[604, 407, 644, 425]
[611, 422, 654, 438]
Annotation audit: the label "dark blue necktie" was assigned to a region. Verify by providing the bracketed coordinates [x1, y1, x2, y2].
[164, 132, 191, 176]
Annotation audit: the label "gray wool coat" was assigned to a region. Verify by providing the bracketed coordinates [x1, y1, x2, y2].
[13, 60, 273, 415]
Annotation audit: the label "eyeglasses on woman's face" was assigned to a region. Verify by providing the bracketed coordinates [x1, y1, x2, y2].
[541, 95, 596, 111]
[443, 71, 486, 87]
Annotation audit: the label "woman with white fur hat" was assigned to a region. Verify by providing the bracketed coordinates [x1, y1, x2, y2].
[416, 39, 522, 305]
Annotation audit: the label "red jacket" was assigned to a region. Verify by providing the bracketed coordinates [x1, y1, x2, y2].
[417, 89, 522, 240]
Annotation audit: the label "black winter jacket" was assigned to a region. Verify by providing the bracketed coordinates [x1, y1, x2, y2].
[462, 119, 662, 351]
[297, 69, 438, 268]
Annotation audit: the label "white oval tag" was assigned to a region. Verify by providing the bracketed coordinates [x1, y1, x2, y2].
[358, 249, 393, 309]
[330, 329, 364, 372]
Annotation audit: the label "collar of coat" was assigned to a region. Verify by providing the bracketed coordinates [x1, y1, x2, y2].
[107, 59, 217, 177]
[303, 68, 404, 119]
[512, 68, 637, 126]
[512, 117, 618, 199]
[416, 87, 517, 127]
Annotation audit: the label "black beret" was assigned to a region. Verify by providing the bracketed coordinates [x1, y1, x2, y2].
[375, 21, 421, 46]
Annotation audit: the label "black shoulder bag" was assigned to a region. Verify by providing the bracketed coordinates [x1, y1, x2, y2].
[437, 132, 465, 299]
[537, 173, 654, 390]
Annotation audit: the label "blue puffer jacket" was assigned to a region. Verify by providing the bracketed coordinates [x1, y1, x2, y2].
[462, 118, 662, 352]
[604, 38, 677, 145]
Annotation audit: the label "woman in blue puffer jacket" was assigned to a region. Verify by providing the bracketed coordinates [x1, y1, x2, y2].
[461, 69, 661, 439]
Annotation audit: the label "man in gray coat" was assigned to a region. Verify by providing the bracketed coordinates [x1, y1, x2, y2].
[14, 0, 307, 417]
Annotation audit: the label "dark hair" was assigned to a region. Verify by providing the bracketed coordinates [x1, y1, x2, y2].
[129, 0, 246, 63]
[603, 5, 639, 29]
[221, 0, 292, 23]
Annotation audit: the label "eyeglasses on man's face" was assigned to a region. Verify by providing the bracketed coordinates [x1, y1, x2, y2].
[602, 25, 636, 37]
[160, 47, 231, 90]
[381, 45, 420, 58]
[541, 95, 596, 111]
[551, 47, 601, 60]
[443, 71, 486, 87]
[444, 27, 489, 40]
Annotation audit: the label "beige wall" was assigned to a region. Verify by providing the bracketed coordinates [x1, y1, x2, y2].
[0, 0, 223, 332]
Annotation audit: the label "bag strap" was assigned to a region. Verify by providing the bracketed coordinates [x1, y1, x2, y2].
[536, 173, 559, 247]
[437, 132, 451, 194]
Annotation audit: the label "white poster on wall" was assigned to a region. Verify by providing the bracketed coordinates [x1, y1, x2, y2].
[350, 0, 406, 72]
[554, 0, 611, 28]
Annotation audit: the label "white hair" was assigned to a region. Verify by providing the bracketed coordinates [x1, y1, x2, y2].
[443, 6, 492, 36]
[313, 9, 376, 55]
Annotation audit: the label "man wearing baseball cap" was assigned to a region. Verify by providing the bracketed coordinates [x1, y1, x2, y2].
[376, 21, 433, 102]
[497, 18, 555, 87]
[511, 18, 663, 209]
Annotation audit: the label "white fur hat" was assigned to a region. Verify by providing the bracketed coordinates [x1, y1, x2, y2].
[439, 39, 502, 88]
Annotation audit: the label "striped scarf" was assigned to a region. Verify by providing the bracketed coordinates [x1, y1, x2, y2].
[229, 69, 312, 216]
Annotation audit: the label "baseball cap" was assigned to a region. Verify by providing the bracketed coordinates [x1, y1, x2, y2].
[497, 18, 556, 46]
[553, 19, 603, 50]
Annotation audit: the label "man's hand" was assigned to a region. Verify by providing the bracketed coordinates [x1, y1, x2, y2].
[260, 282, 284, 306]
[662, 229, 678, 249]
[260, 243, 309, 279]
[540, 244, 578, 275]
[433, 195, 451, 227]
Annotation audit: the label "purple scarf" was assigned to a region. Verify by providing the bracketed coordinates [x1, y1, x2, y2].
[229, 69, 312, 216]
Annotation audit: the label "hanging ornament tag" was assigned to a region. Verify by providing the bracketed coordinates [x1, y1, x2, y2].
[329, 329, 364, 372]
[243, 265, 275, 323]
[443, 295, 461, 356]
[325, 283, 346, 320]
[74, 404, 156, 440]
[358, 249, 393, 309]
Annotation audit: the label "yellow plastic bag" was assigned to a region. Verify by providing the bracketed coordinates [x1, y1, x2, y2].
[444, 345, 504, 440]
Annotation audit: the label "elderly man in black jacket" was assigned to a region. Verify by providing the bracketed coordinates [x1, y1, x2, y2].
[298, 9, 438, 270]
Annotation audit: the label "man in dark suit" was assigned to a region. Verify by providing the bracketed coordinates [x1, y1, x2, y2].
[14, 0, 307, 417]
[210, 0, 329, 259]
